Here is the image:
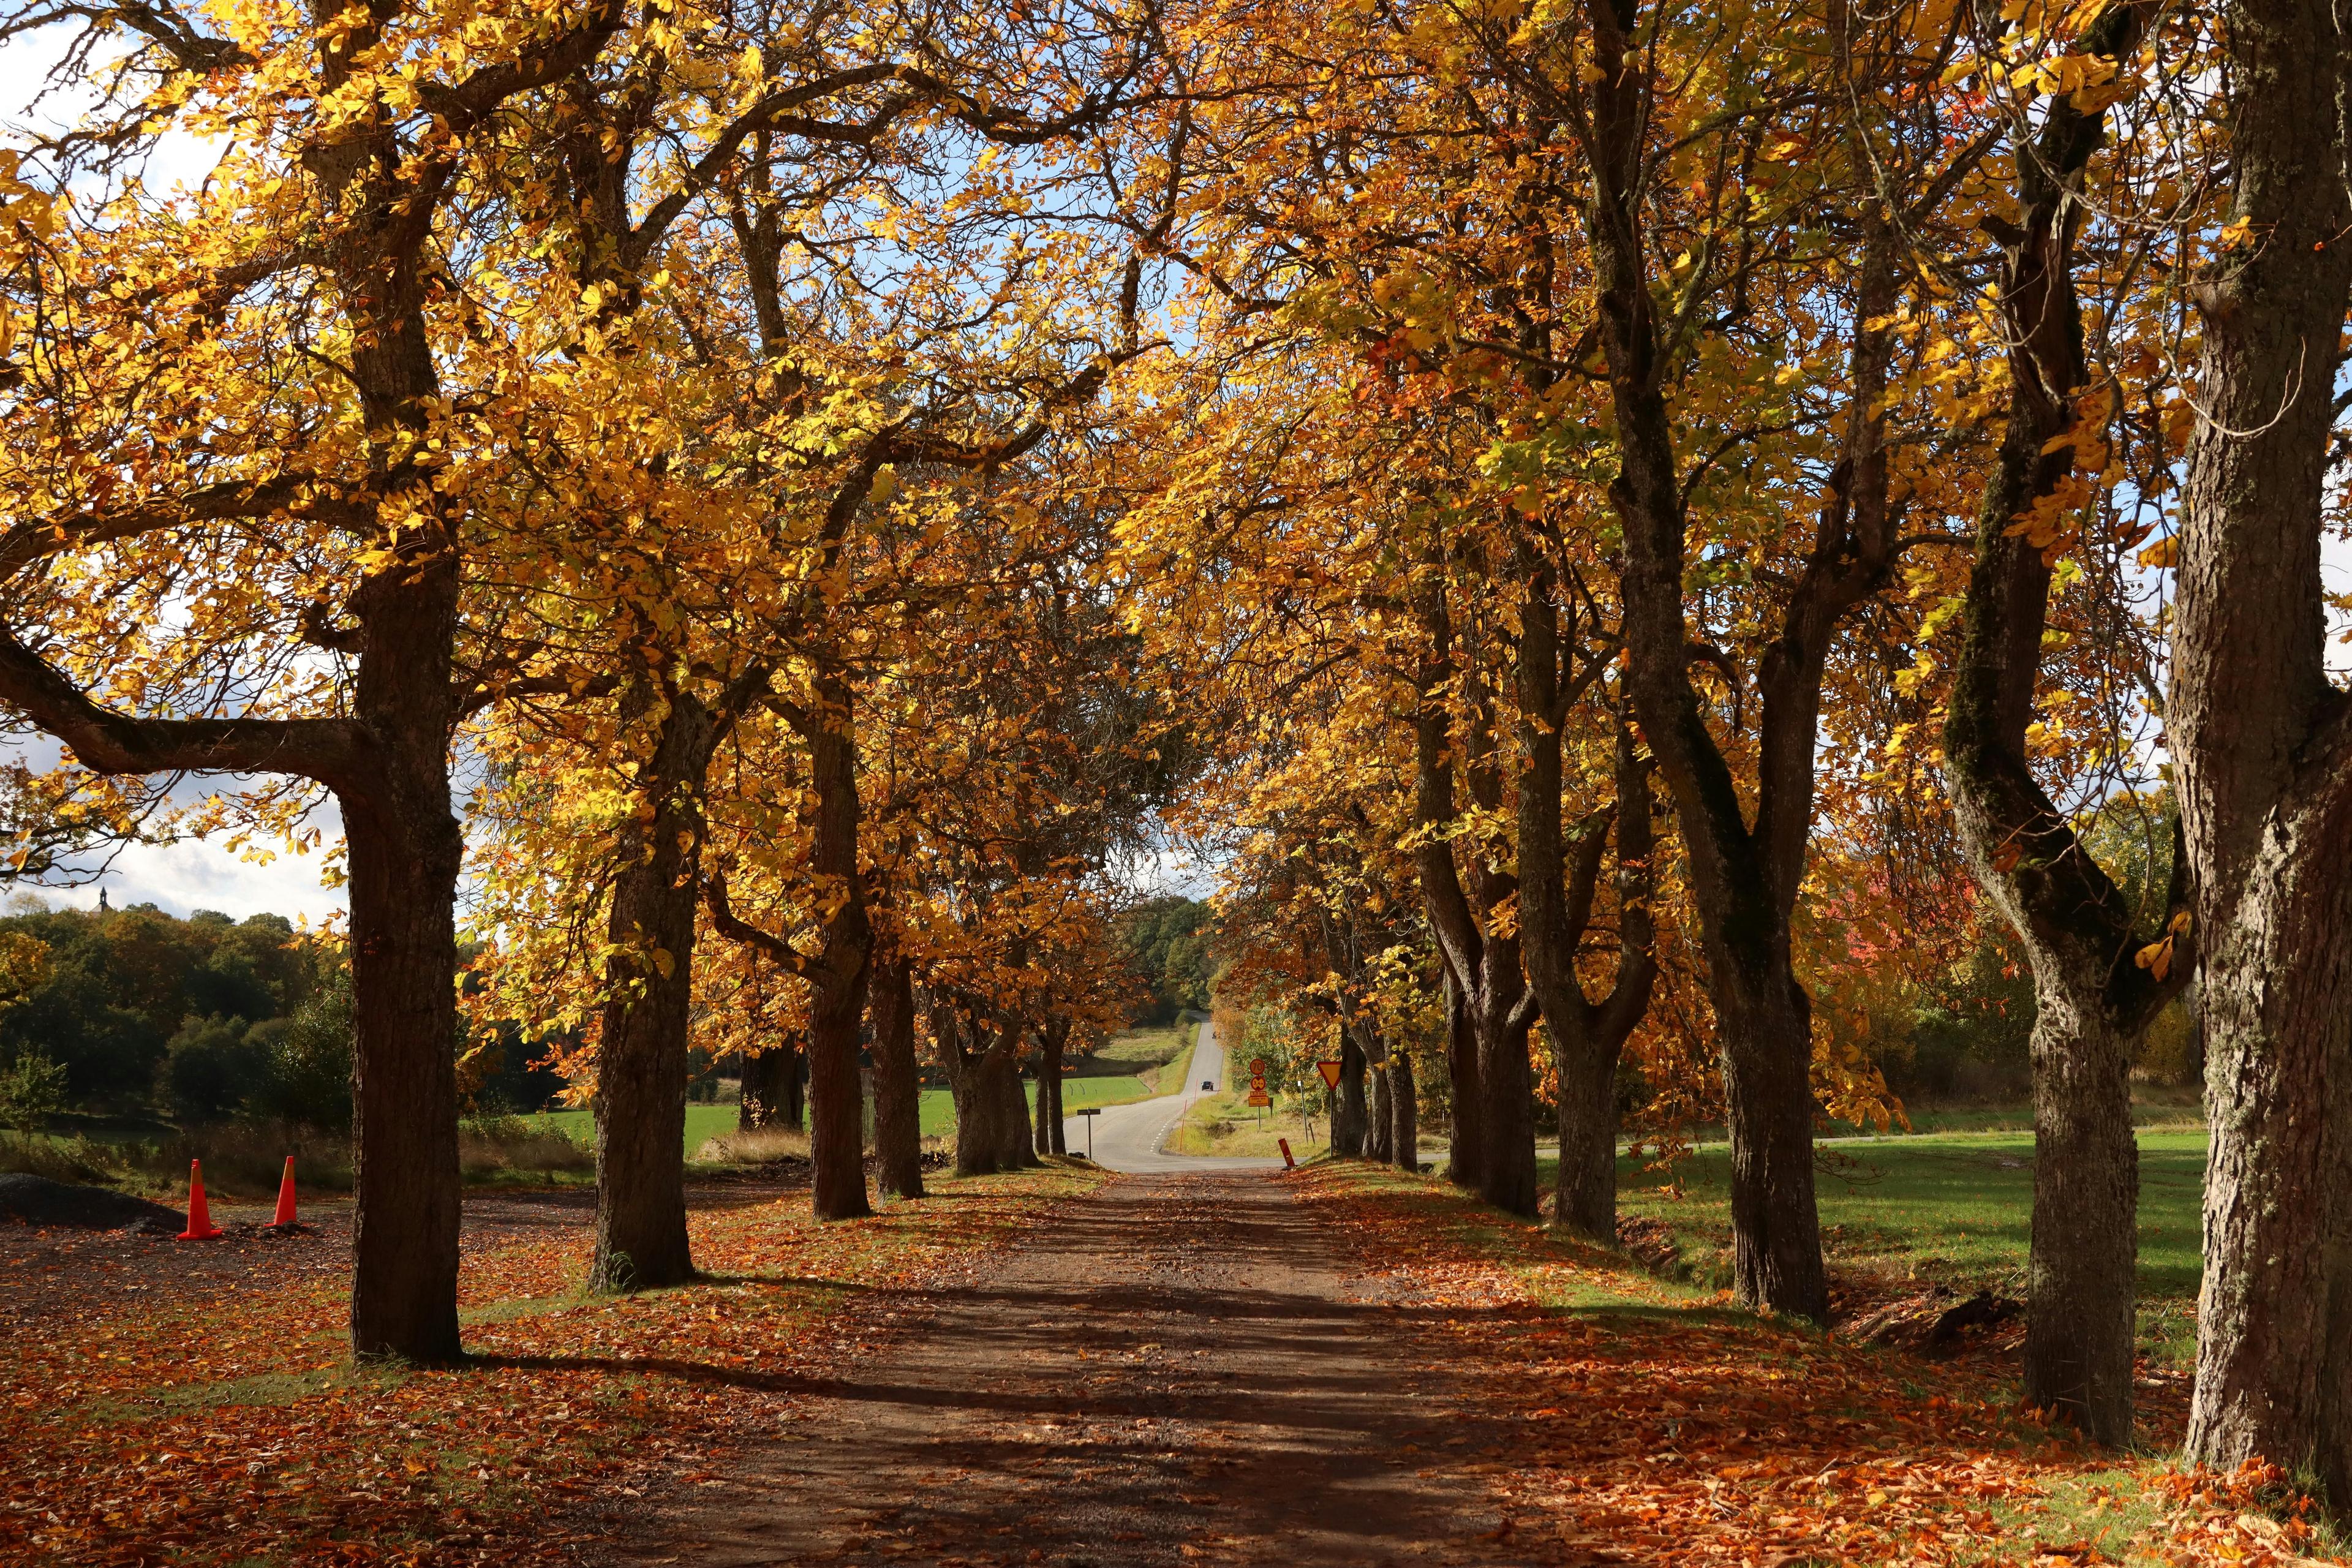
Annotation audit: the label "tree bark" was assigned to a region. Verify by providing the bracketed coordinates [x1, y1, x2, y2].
[794, 669, 874, 1221]
[739, 1041, 804, 1131]
[868, 946, 925, 1200]
[999, 1050, 1040, 1169]
[1046, 1042, 1066, 1155]
[1515, 573, 1659, 1244]
[1939, 7, 2179, 1439]
[1412, 575, 1537, 1212]
[1389, 1046, 1419, 1172]
[1442, 967, 1482, 1188]
[1033, 1029, 1061, 1158]
[1334, 1035, 1368, 1156]
[591, 668, 744, 1294]
[941, 1006, 1030, 1177]
[343, 556, 467, 1360]
[1365, 1051, 1393, 1164]
[1571, 5, 1940, 1322]
[2174, 0, 2352, 1500]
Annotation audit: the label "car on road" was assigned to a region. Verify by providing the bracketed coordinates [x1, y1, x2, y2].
[1201, 1080, 1213, 1091]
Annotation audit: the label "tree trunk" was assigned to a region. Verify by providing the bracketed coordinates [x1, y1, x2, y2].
[2023, 990, 2139, 1434]
[1442, 968, 1481, 1188]
[1476, 1001, 1539, 1215]
[739, 1042, 802, 1131]
[1365, 1055, 1393, 1164]
[999, 1054, 1039, 1169]
[1390, 1046, 1419, 1173]
[1047, 1046, 1066, 1155]
[1514, 579, 1659, 1246]
[949, 1039, 1023, 1177]
[1033, 1035, 1059, 1158]
[1411, 570, 1533, 1210]
[1714, 982, 1826, 1319]
[796, 668, 873, 1222]
[2174, 0, 2352, 1500]
[1551, 1016, 1620, 1242]
[868, 948, 925, 1200]
[1333, 1035, 1368, 1156]
[590, 679, 720, 1294]
[344, 554, 466, 1362]
[1034, 1023, 1068, 1158]
[1934, 2, 2176, 1443]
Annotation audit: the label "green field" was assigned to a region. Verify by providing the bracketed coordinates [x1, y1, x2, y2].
[517, 1024, 1197, 1156]
[1590, 1128, 2208, 1363]
[1167, 1088, 1325, 1158]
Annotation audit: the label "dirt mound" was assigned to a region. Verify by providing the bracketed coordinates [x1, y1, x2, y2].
[1615, 1215, 1683, 1274]
[0, 1173, 183, 1233]
[1845, 1286, 2023, 1352]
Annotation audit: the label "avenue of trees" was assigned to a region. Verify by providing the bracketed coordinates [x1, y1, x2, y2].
[0, 0, 2346, 1512]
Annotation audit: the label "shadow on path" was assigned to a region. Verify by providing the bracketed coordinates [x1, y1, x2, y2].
[598, 1173, 1527, 1568]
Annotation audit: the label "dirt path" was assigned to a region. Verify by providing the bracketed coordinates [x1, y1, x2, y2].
[613, 1171, 1523, 1568]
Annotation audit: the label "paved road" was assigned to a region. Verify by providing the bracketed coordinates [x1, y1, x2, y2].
[1064, 1017, 1284, 1174]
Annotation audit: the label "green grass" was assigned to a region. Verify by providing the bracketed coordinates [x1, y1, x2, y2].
[1588, 1128, 2209, 1365]
[520, 1027, 1196, 1157]
[1081, 1023, 1194, 1088]
[1166, 1088, 1327, 1158]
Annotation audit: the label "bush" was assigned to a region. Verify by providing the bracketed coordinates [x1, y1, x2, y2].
[0, 965, 167, 1106]
[696, 1125, 810, 1165]
[0, 1049, 67, 1130]
[156, 1014, 268, 1124]
[247, 979, 354, 1132]
[0, 1129, 117, 1184]
[2137, 995, 2201, 1088]
[459, 1115, 592, 1180]
[129, 1121, 350, 1196]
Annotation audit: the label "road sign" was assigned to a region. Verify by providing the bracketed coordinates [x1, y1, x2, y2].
[1246, 1089, 1272, 1107]
[1072, 1106, 1101, 1159]
[1316, 1059, 1343, 1090]
[1250, 1057, 1268, 1074]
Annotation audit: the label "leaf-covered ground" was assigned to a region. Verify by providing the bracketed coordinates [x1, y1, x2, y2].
[5, 1155, 2339, 1566]
[1300, 1162, 2338, 1567]
[0, 1164, 1108, 1566]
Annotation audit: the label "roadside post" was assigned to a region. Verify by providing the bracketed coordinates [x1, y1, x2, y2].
[1074, 1106, 1101, 1161]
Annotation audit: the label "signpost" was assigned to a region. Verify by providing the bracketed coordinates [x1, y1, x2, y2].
[1315, 1060, 1343, 1144]
[1073, 1106, 1101, 1160]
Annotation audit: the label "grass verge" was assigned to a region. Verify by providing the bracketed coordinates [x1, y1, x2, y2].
[1294, 1160, 2341, 1566]
[1, 1160, 1110, 1566]
[1595, 1128, 2206, 1367]
[1166, 1089, 1327, 1158]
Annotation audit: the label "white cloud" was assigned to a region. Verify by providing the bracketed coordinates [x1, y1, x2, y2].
[42, 834, 346, 924]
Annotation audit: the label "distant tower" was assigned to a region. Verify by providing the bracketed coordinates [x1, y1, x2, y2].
[97, 887, 109, 913]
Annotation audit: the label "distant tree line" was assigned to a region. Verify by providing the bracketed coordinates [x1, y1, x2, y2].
[0, 900, 562, 1131]
[1115, 897, 1213, 1027]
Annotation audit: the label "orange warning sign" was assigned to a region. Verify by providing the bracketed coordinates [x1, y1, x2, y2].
[1246, 1089, 1272, 1107]
[1316, 1060, 1343, 1090]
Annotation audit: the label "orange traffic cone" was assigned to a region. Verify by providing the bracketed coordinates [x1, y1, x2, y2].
[177, 1158, 222, 1241]
[269, 1156, 298, 1227]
